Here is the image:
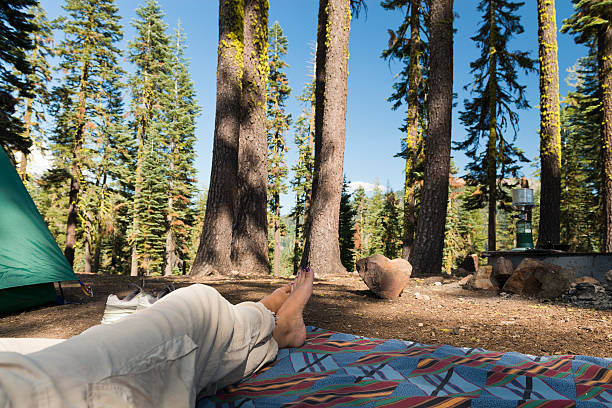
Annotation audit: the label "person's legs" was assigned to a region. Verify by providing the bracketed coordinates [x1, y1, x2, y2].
[0, 285, 276, 407]
[0, 272, 314, 408]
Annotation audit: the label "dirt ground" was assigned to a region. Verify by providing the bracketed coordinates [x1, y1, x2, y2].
[1, 272, 611, 358]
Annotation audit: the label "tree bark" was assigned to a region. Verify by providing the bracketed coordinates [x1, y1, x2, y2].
[537, 0, 561, 247]
[300, 0, 351, 276]
[409, 0, 453, 276]
[600, 20, 612, 251]
[486, 1, 498, 252]
[230, 0, 270, 276]
[191, 0, 243, 276]
[401, 0, 421, 260]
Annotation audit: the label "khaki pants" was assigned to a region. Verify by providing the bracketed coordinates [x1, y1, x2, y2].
[0, 284, 278, 407]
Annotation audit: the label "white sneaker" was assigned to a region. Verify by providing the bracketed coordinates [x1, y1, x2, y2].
[101, 292, 140, 324]
[136, 293, 157, 311]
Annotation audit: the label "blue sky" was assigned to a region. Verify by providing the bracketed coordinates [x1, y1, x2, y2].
[40, 0, 589, 212]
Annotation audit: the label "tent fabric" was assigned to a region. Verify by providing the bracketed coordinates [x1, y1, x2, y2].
[0, 283, 58, 316]
[0, 147, 78, 311]
[199, 327, 612, 407]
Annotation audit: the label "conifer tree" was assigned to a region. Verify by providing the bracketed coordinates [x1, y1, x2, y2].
[409, 0, 453, 276]
[352, 186, 367, 262]
[381, 189, 402, 259]
[382, 0, 428, 259]
[339, 178, 356, 271]
[290, 112, 314, 274]
[231, 0, 270, 275]
[267, 21, 291, 277]
[560, 56, 603, 250]
[0, 0, 36, 156]
[562, 0, 612, 250]
[536, 0, 561, 246]
[163, 22, 199, 276]
[455, 0, 535, 251]
[301, 0, 354, 275]
[51, 0, 124, 267]
[18, 4, 54, 181]
[364, 184, 385, 256]
[128, 0, 171, 275]
[90, 81, 133, 274]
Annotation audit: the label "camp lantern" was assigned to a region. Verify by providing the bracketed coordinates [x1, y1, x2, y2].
[511, 187, 535, 250]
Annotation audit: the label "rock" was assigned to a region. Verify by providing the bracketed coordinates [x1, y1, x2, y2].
[502, 258, 574, 299]
[356, 254, 412, 299]
[573, 276, 601, 285]
[458, 254, 479, 273]
[424, 276, 444, 284]
[459, 274, 473, 286]
[492, 257, 514, 287]
[502, 259, 542, 297]
[467, 266, 498, 291]
[533, 262, 575, 299]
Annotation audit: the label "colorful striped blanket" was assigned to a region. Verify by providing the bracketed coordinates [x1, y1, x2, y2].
[198, 327, 612, 407]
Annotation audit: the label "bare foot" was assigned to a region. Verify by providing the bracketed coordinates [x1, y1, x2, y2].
[260, 284, 292, 313]
[273, 269, 314, 348]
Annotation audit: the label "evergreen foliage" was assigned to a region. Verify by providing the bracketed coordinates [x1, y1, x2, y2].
[267, 21, 291, 276]
[128, 0, 171, 275]
[455, 0, 536, 250]
[162, 22, 200, 275]
[50, 0, 124, 267]
[380, 189, 402, 259]
[381, 0, 428, 258]
[560, 56, 603, 250]
[339, 178, 356, 271]
[0, 0, 36, 155]
[17, 4, 55, 179]
[562, 0, 612, 250]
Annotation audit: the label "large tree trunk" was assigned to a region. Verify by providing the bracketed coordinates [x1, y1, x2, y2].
[537, 0, 561, 247]
[600, 21, 612, 251]
[231, 0, 270, 276]
[64, 62, 88, 267]
[401, 0, 422, 260]
[409, 0, 453, 276]
[191, 1, 243, 276]
[486, 1, 498, 252]
[300, 0, 351, 276]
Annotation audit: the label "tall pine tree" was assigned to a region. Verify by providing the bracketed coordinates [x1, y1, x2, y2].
[267, 21, 291, 277]
[562, 0, 612, 250]
[18, 4, 55, 180]
[339, 178, 356, 271]
[382, 0, 428, 259]
[290, 112, 314, 274]
[0, 0, 36, 156]
[455, 0, 535, 251]
[162, 22, 200, 276]
[51, 0, 124, 267]
[536, 0, 561, 246]
[128, 0, 171, 275]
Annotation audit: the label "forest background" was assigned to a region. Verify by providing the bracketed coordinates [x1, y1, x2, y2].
[4, 0, 601, 276]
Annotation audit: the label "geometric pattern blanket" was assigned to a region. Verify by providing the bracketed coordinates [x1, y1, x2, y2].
[198, 327, 612, 407]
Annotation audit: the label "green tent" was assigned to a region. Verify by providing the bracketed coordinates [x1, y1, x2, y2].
[0, 147, 78, 315]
